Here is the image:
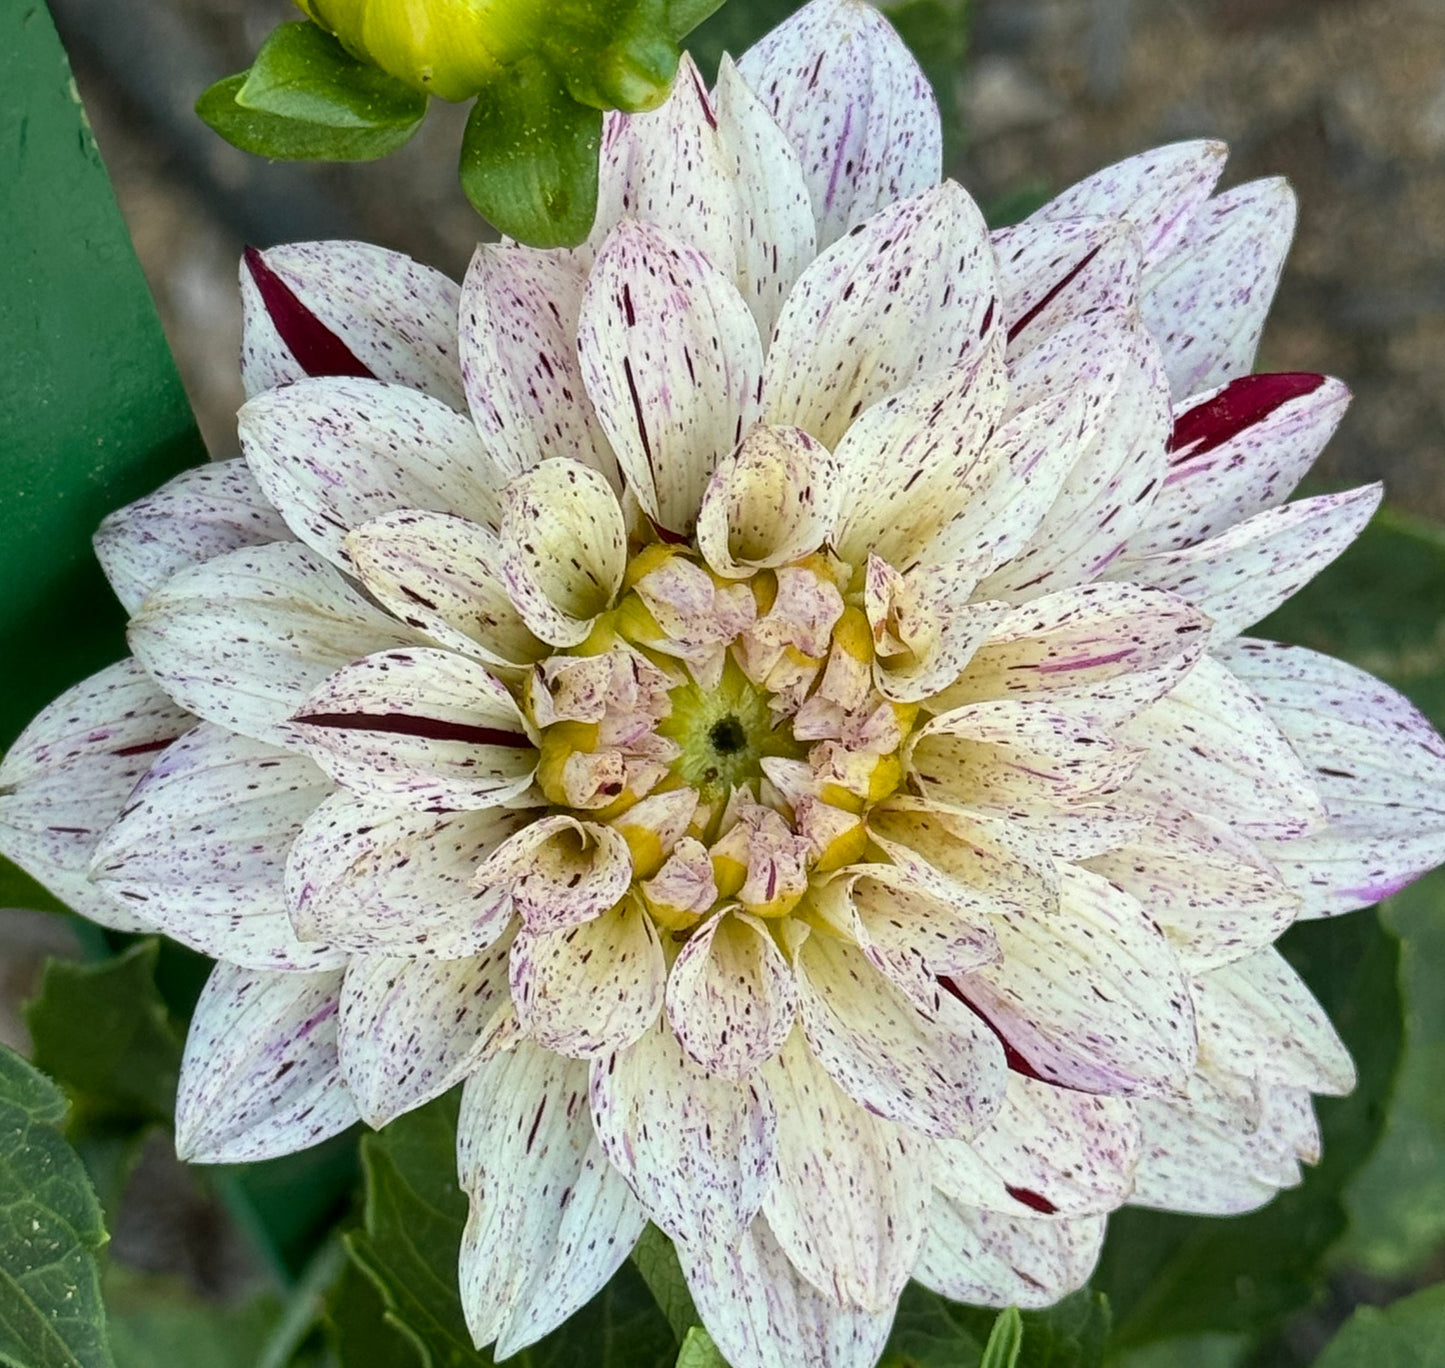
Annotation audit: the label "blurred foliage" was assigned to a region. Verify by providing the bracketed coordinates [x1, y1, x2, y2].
[1312, 1284, 1445, 1368]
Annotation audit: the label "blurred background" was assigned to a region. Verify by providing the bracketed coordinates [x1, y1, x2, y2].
[4, 2, 1445, 1363]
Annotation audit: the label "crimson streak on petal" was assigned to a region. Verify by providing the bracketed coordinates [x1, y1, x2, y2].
[243, 246, 376, 381]
[292, 712, 533, 748]
[1169, 372, 1327, 462]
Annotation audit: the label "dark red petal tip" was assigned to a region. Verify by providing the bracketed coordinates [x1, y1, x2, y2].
[1169, 372, 1329, 462]
[243, 245, 375, 382]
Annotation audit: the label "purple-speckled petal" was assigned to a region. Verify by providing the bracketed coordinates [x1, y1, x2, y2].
[475, 815, 633, 934]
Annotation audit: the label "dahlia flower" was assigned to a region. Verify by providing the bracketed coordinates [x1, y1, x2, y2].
[4, 2, 1443, 1364]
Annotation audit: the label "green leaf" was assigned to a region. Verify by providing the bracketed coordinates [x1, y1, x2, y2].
[25, 941, 182, 1126]
[631, 1224, 699, 1342]
[1312, 1284, 1445, 1368]
[459, 57, 603, 249]
[104, 1270, 282, 1368]
[345, 1090, 674, 1367]
[675, 1325, 726, 1368]
[197, 73, 423, 162]
[1092, 909, 1404, 1348]
[0, 1045, 112, 1368]
[882, 1287, 1108, 1368]
[238, 22, 428, 131]
[981, 1308, 1022, 1368]
[325, 1257, 423, 1368]
[0, 0, 206, 759]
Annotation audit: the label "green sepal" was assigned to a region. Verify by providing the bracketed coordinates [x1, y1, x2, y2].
[237, 21, 429, 131]
[537, 0, 680, 112]
[460, 57, 603, 249]
[196, 72, 424, 163]
[666, 0, 727, 40]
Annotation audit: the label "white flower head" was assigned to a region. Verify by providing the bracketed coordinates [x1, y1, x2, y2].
[2, 3, 1441, 1365]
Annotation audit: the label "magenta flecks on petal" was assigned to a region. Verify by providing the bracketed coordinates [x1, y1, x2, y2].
[1169, 373, 1328, 464]
[243, 247, 376, 382]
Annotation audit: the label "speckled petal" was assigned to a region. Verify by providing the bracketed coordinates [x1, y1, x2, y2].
[1141, 176, 1297, 397]
[175, 961, 355, 1163]
[89, 723, 341, 970]
[475, 815, 632, 933]
[290, 648, 537, 811]
[829, 342, 1008, 569]
[127, 541, 420, 747]
[457, 1043, 646, 1356]
[590, 1015, 776, 1246]
[93, 460, 292, 613]
[794, 925, 1006, 1140]
[665, 909, 797, 1078]
[500, 459, 628, 647]
[1127, 373, 1351, 558]
[760, 1029, 928, 1313]
[991, 216, 1141, 359]
[240, 376, 507, 573]
[915, 1200, 1106, 1309]
[736, 0, 941, 249]
[0, 659, 191, 932]
[951, 865, 1197, 1096]
[286, 792, 527, 957]
[764, 182, 997, 452]
[1222, 638, 1445, 915]
[240, 240, 464, 405]
[510, 897, 664, 1059]
[578, 220, 763, 535]
[931, 1074, 1141, 1217]
[1028, 140, 1226, 271]
[338, 935, 514, 1127]
[1121, 485, 1382, 640]
[459, 244, 618, 483]
[346, 509, 546, 669]
[1120, 655, 1326, 840]
[696, 424, 838, 577]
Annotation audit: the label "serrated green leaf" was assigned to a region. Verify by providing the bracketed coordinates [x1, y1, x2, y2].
[981, 1308, 1022, 1368]
[26, 941, 182, 1126]
[459, 57, 602, 249]
[675, 1325, 726, 1368]
[238, 22, 428, 130]
[1312, 1284, 1445, 1368]
[0, 0, 206, 758]
[0, 1046, 112, 1368]
[630, 1224, 699, 1343]
[198, 73, 423, 162]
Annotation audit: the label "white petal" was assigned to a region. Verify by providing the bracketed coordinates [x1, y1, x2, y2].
[290, 648, 537, 812]
[127, 541, 420, 747]
[89, 723, 341, 970]
[500, 459, 628, 646]
[991, 216, 1141, 359]
[511, 897, 664, 1059]
[1127, 373, 1351, 558]
[762, 1029, 929, 1311]
[0, 659, 191, 931]
[794, 926, 1006, 1139]
[345, 509, 546, 668]
[578, 221, 763, 535]
[240, 376, 507, 573]
[286, 792, 526, 956]
[829, 343, 1008, 569]
[697, 425, 838, 577]
[1222, 637, 1445, 914]
[737, 0, 942, 249]
[240, 241, 464, 405]
[1120, 485, 1382, 639]
[953, 865, 1197, 1096]
[175, 961, 355, 1163]
[1028, 140, 1227, 271]
[1195, 947, 1355, 1095]
[459, 244, 618, 482]
[590, 1016, 775, 1246]
[932, 1074, 1141, 1217]
[93, 461, 292, 613]
[475, 815, 633, 933]
[1141, 176, 1297, 397]
[764, 183, 997, 452]
[915, 1200, 1105, 1310]
[457, 1043, 646, 1356]
[338, 937, 514, 1127]
[1120, 655, 1325, 840]
[666, 910, 797, 1078]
